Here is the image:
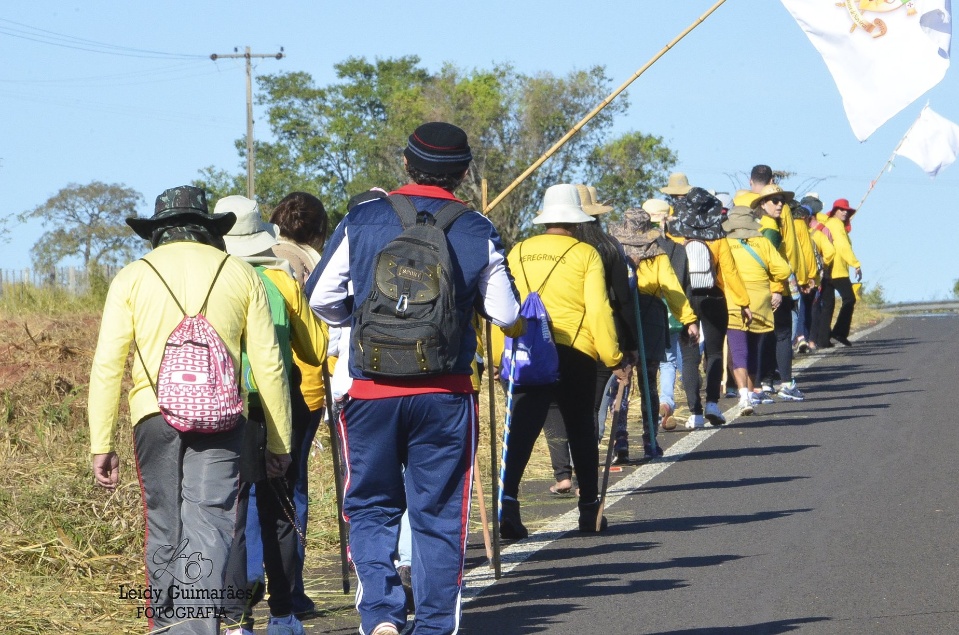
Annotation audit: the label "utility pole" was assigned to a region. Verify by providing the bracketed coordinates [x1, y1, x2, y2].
[210, 46, 284, 200]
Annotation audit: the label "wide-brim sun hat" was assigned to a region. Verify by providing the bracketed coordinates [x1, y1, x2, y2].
[659, 172, 692, 196]
[722, 205, 762, 239]
[609, 207, 665, 260]
[126, 185, 236, 240]
[667, 187, 726, 241]
[829, 197, 857, 216]
[575, 184, 613, 215]
[750, 184, 795, 210]
[531, 184, 595, 224]
[217, 194, 280, 257]
[641, 198, 671, 225]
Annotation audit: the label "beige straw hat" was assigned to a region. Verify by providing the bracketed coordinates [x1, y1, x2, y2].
[575, 184, 613, 215]
[659, 172, 692, 196]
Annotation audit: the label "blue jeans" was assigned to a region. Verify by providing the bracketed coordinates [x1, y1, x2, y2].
[659, 330, 682, 410]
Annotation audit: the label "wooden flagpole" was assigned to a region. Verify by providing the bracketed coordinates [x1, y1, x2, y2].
[483, 0, 729, 214]
[857, 108, 924, 213]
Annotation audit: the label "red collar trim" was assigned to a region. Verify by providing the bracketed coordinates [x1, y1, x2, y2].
[391, 184, 464, 203]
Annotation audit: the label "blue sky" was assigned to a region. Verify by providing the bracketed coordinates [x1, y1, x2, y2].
[2, 1, 957, 302]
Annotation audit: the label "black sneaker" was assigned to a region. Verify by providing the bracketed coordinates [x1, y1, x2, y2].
[643, 442, 664, 459]
[499, 498, 528, 540]
[578, 499, 608, 533]
[832, 334, 852, 346]
[397, 565, 414, 613]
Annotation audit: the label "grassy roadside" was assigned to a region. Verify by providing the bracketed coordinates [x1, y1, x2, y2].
[0, 283, 882, 634]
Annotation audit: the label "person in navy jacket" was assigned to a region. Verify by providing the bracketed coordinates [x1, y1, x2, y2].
[309, 122, 523, 635]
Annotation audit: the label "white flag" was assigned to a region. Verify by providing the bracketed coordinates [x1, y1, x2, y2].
[895, 105, 959, 177]
[781, 0, 952, 141]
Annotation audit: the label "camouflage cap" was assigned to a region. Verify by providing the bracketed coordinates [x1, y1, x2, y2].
[126, 185, 236, 240]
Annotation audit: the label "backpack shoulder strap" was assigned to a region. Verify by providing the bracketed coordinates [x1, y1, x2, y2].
[431, 200, 471, 231]
[739, 239, 768, 273]
[139, 257, 186, 316]
[536, 241, 580, 295]
[199, 255, 231, 316]
[385, 194, 419, 229]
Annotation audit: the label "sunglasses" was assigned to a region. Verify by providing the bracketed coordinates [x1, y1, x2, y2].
[767, 197, 786, 205]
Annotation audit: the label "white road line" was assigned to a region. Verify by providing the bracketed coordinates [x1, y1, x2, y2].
[462, 316, 895, 601]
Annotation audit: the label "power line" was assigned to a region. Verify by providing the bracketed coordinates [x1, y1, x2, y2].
[0, 18, 206, 59]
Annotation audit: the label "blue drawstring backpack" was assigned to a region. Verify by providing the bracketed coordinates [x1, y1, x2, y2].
[502, 241, 581, 386]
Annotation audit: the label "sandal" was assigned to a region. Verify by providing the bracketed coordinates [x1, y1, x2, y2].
[549, 480, 573, 495]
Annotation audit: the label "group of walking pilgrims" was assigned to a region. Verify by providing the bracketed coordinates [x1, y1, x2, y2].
[88, 121, 864, 635]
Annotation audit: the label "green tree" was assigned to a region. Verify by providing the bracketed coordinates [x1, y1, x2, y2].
[860, 282, 886, 307]
[20, 181, 145, 271]
[952, 278, 959, 299]
[201, 56, 677, 247]
[584, 131, 678, 215]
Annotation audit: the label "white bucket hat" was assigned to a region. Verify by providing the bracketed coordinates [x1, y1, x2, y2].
[531, 184, 595, 225]
[216, 195, 279, 257]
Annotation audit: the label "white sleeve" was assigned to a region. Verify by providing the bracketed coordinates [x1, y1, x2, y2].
[309, 227, 352, 326]
[478, 238, 520, 328]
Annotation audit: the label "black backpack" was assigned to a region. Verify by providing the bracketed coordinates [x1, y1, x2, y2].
[353, 194, 469, 378]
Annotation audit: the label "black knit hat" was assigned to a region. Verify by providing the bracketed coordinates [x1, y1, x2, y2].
[404, 122, 473, 175]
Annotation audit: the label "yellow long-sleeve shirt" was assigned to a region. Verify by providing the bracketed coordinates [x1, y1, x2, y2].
[88, 243, 293, 455]
[780, 204, 811, 286]
[259, 268, 328, 412]
[793, 217, 818, 286]
[492, 233, 622, 368]
[824, 215, 861, 279]
[635, 254, 697, 325]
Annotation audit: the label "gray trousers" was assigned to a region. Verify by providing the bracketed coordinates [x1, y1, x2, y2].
[133, 414, 242, 634]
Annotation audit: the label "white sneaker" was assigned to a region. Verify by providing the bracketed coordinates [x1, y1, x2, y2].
[738, 395, 754, 416]
[684, 414, 705, 429]
[704, 402, 726, 426]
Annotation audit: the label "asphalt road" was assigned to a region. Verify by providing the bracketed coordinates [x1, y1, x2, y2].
[458, 314, 959, 634]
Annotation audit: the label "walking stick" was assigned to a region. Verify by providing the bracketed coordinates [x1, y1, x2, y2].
[473, 454, 493, 561]
[595, 373, 619, 442]
[596, 378, 629, 530]
[485, 322, 503, 577]
[321, 362, 351, 595]
[496, 340, 518, 534]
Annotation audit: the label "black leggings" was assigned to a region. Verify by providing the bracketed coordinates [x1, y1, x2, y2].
[545, 362, 609, 484]
[503, 345, 599, 504]
[681, 292, 728, 412]
[830, 277, 857, 340]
